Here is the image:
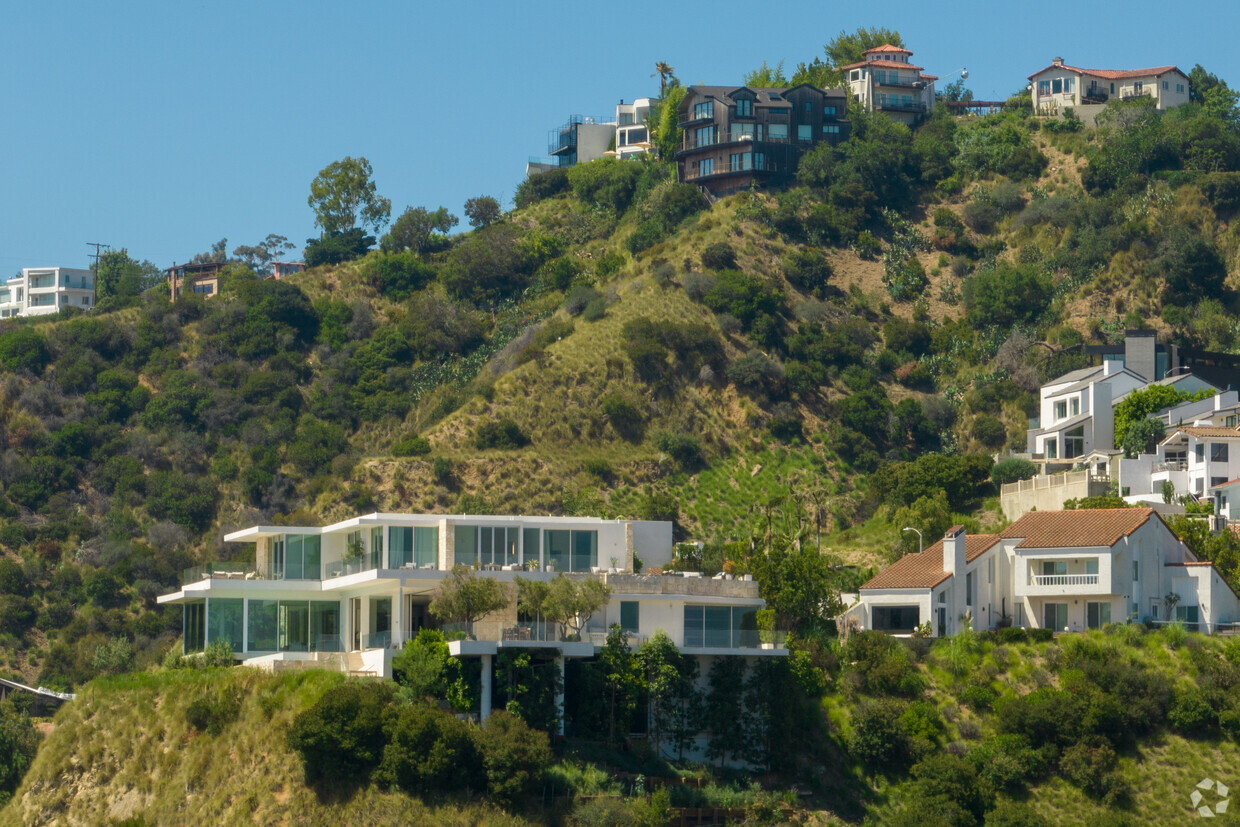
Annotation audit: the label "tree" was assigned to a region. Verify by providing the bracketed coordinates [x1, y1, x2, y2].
[308, 156, 392, 236]
[232, 234, 296, 275]
[476, 711, 552, 808]
[1112, 384, 1210, 449]
[1122, 416, 1167, 459]
[637, 631, 701, 759]
[965, 264, 1050, 328]
[542, 574, 610, 640]
[822, 27, 904, 85]
[429, 565, 509, 638]
[939, 78, 974, 103]
[464, 196, 502, 228]
[653, 61, 676, 96]
[381, 206, 459, 254]
[704, 657, 748, 766]
[597, 625, 642, 744]
[1150, 226, 1228, 306]
[653, 85, 687, 160]
[190, 238, 229, 264]
[0, 701, 41, 805]
[287, 681, 394, 786]
[94, 248, 162, 302]
[744, 60, 788, 88]
[748, 539, 843, 632]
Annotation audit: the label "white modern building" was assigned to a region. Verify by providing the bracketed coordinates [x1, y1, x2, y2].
[1029, 57, 1190, 120]
[842, 44, 937, 125]
[158, 512, 786, 724]
[0, 267, 95, 318]
[612, 97, 654, 158]
[846, 509, 1240, 636]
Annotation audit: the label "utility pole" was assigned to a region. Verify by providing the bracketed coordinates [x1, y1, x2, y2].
[86, 242, 110, 271]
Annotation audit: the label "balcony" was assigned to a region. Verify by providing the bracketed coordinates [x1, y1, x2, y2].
[875, 100, 926, 114]
[1153, 460, 1188, 473]
[1032, 574, 1099, 587]
[182, 562, 259, 584]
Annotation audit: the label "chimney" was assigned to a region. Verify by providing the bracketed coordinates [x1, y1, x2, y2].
[1052, 56, 1064, 67]
[943, 525, 967, 577]
[1091, 382, 1113, 450]
[1124, 329, 1157, 382]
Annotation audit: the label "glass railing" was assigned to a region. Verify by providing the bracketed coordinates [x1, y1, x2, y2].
[182, 562, 258, 584]
[683, 629, 788, 649]
[361, 632, 392, 650]
[314, 634, 343, 653]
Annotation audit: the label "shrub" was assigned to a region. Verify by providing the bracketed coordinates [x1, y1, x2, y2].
[682, 271, 716, 302]
[854, 231, 882, 260]
[968, 733, 1043, 790]
[304, 228, 374, 267]
[184, 691, 240, 736]
[1059, 741, 1124, 800]
[203, 640, 235, 667]
[476, 710, 552, 808]
[851, 698, 911, 768]
[375, 701, 483, 795]
[565, 285, 603, 315]
[700, 242, 737, 271]
[567, 159, 642, 211]
[961, 684, 998, 711]
[583, 459, 612, 479]
[965, 264, 1050, 328]
[432, 457, 453, 484]
[782, 248, 832, 294]
[601, 394, 645, 441]
[1168, 688, 1217, 734]
[287, 681, 395, 785]
[0, 560, 30, 597]
[845, 631, 926, 697]
[363, 251, 436, 301]
[991, 458, 1037, 486]
[514, 168, 570, 209]
[973, 414, 1007, 450]
[474, 419, 530, 450]
[1028, 628, 1053, 643]
[654, 431, 705, 470]
[883, 318, 931, 358]
[393, 436, 432, 457]
[995, 627, 1028, 644]
[728, 351, 785, 398]
[582, 297, 607, 321]
[626, 218, 666, 255]
[0, 328, 51, 374]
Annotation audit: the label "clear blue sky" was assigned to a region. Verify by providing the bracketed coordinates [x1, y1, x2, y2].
[1, 0, 1235, 273]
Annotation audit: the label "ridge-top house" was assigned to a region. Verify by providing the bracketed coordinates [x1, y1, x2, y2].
[1029, 57, 1190, 124]
[158, 510, 787, 730]
[842, 44, 937, 125]
[674, 84, 849, 196]
[846, 508, 1240, 636]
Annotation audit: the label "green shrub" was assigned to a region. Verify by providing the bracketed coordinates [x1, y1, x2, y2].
[184, 691, 240, 736]
[626, 218, 666, 254]
[288, 681, 395, 785]
[363, 251, 437, 301]
[514, 167, 570, 209]
[851, 698, 912, 768]
[854, 231, 881, 260]
[583, 459, 612, 479]
[582, 297, 607, 321]
[1059, 741, 1125, 801]
[965, 264, 1050, 328]
[968, 733, 1043, 790]
[653, 431, 705, 470]
[375, 701, 483, 795]
[700, 242, 737, 271]
[0, 328, 51, 374]
[0, 560, 30, 597]
[474, 419, 530, 450]
[991, 458, 1037, 486]
[1028, 628, 1054, 643]
[995, 627, 1028, 644]
[602, 394, 645, 441]
[1168, 688, 1217, 734]
[565, 285, 603, 315]
[961, 684, 998, 711]
[203, 640, 235, 667]
[845, 631, 926, 697]
[432, 457, 453, 484]
[782, 248, 832, 294]
[476, 710, 552, 808]
[567, 159, 642, 211]
[393, 436, 431, 457]
[973, 414, 1007, 450]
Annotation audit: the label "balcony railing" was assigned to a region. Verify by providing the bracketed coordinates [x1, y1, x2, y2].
[1154, 460, 1188, 473]
[683, 629, 789, 650]
[182, 562, 258, 584]
[680, 133, 791, 152]
[1031, 574, 1099, 587]
[876, 100, 926, 113]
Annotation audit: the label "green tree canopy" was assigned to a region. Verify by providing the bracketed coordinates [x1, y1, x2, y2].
[308, 156, 392, 236]
[381, 206, 459, 254]
[94, 248, 162, 302]
[429, 565, 509, 638]
[821, 27, 904, 85]
[744, 60, 788, 88]
[1113, 384, 1213, 449]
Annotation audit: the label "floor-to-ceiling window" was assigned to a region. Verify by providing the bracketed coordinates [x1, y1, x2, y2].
[369, 597, 392, 648]
[206, 598, 243, 651]
[370, 527, 384, 569]
[682, 605, 759, 648]
[479, 527, 519, 567]
[274, 534, 321, 580]
[544, 529, 598, 573]
[454, 525, 478, 567]
[311, 601, 341, 651]
[415, 527, 438, 568]
[248, 599, 278, 651]
[279, 602, 310, 651]
[390, 527, 413, 568]
[523, 527, 540, 568]
[1043, 602, 1068, 631]
[184, 601, 206, 653]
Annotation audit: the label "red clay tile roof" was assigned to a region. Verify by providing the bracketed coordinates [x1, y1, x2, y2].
[865, 44, 913, 54]
[1027, 63, 1182, 81]
[1164, 426, 1240, 441]
[840, 59, 925, 71]
[861, 535, 1000, 590]
[1001, 508, 1155, 549]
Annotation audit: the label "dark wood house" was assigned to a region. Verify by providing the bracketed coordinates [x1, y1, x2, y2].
[674, 84, 850, 196]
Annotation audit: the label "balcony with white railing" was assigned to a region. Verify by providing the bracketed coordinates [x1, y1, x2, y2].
[1015, 557, 1110, 597]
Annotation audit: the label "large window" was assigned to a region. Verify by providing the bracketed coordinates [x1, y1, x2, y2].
[797, 124, 812, 142]
[207, 598, 243, 652]
[479, 526, 519, 567]
[694, 125, 716, 148]
[683, 605, 759, 648]
[1045, 438, 1058, 459]
[523, 527, 540, 567]
[1064, 426, 1085, 458]
[1086, 601, 1111, 629]
[693, 100, 713, 120]
[767, 123, 788, 141]
[1212, 443, 1230, 462]
[248, 599, 278, 651]
[729, 122, 755, 141]
[544, 529, 598, 572]
[415, 527, 438, 568]
[1176, 605, 1200, 632]
[1038, 80, 1051, 95]
[454, 525, 478, 567]
[1054, 401, 1067, 419]
[311, 601, 341, 651]
[698, 158, 714, 177]
[1043, 602, 1068, 630]
[620, 602, 639, 634]
[390, 527, 413, 568]
[872, 605, 920, 632]
[370, 527, 384, 568]
[275, 534, 321, 580]
[735, 99, 752, 117]
[184, 601, 206, 653]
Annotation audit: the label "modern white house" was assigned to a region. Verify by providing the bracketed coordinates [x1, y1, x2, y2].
[846, 509, 1240, 636]
[0, 267, 95, 318]
[1029, 57, 1190, 123]
[612, 98, 654, 159]
[842, 44, 937, 124]
[157, 512, 787, 724]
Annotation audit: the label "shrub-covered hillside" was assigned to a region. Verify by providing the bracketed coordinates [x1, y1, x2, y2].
[1, 74, 1240, 694]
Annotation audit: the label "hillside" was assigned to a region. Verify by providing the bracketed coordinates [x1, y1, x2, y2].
[7, 625, 1240, 824]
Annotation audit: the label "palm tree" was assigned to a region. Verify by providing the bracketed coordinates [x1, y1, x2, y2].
[653, 62, 675, 96]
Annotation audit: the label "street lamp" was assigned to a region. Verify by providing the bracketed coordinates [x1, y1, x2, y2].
[902, 527, 923, 554]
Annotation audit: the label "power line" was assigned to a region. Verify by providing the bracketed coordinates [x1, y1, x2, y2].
[86, 242, 111, 272]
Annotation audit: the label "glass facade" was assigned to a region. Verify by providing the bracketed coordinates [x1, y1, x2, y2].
[248, 599, 278, 651]
[479, 527, 519, 566]
[390, 526, 438, 568]
[543, 529, 598, 572]
[523, 527, 540, 567]
[683, 604, 759, 648]
[274, 534, 321, 580]
[206, 597, 243, 651]
[371, 527, 384, 568]
[454, 525, 478, 567]
[243, 598, 339, 652]
[184, 601, 206, 653]
[390, 526, 413, 568]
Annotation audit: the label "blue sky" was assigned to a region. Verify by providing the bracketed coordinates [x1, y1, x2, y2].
[1, 0, 1235, 272]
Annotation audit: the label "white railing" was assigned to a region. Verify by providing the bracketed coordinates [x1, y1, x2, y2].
[1153, 461, 1187, 473]
[1031, 573, 1099, 586]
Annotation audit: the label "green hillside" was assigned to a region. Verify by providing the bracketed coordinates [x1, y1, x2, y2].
[2, 60, 1240, 823]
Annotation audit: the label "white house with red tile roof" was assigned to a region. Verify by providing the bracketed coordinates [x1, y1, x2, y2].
[846, 509, 1240, 637]
[1029, 56, 1189, 119]
[843, 44, 937, 125]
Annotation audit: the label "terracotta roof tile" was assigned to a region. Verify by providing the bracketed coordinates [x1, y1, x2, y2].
[865, 44, 913, 54]
[1164, 426, 1240, 441]
[861, 535, 1000, 590]
[1000, 508, 1154, 549]
[1028, 63, 1182, 81]
[840, 59, 925, 71]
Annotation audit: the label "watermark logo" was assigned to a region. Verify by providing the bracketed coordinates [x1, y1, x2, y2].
[1191, 778, 1229, 818]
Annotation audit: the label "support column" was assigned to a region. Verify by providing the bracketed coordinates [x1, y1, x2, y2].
[554, 655, 566, 736]
[480, 654, 493, 722]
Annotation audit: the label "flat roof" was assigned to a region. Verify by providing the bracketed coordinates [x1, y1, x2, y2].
[224, 513, 662, 543]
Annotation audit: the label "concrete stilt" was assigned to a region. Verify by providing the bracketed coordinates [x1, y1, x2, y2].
[480, 654, 493, 722]
[554, 655, 566, 735]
